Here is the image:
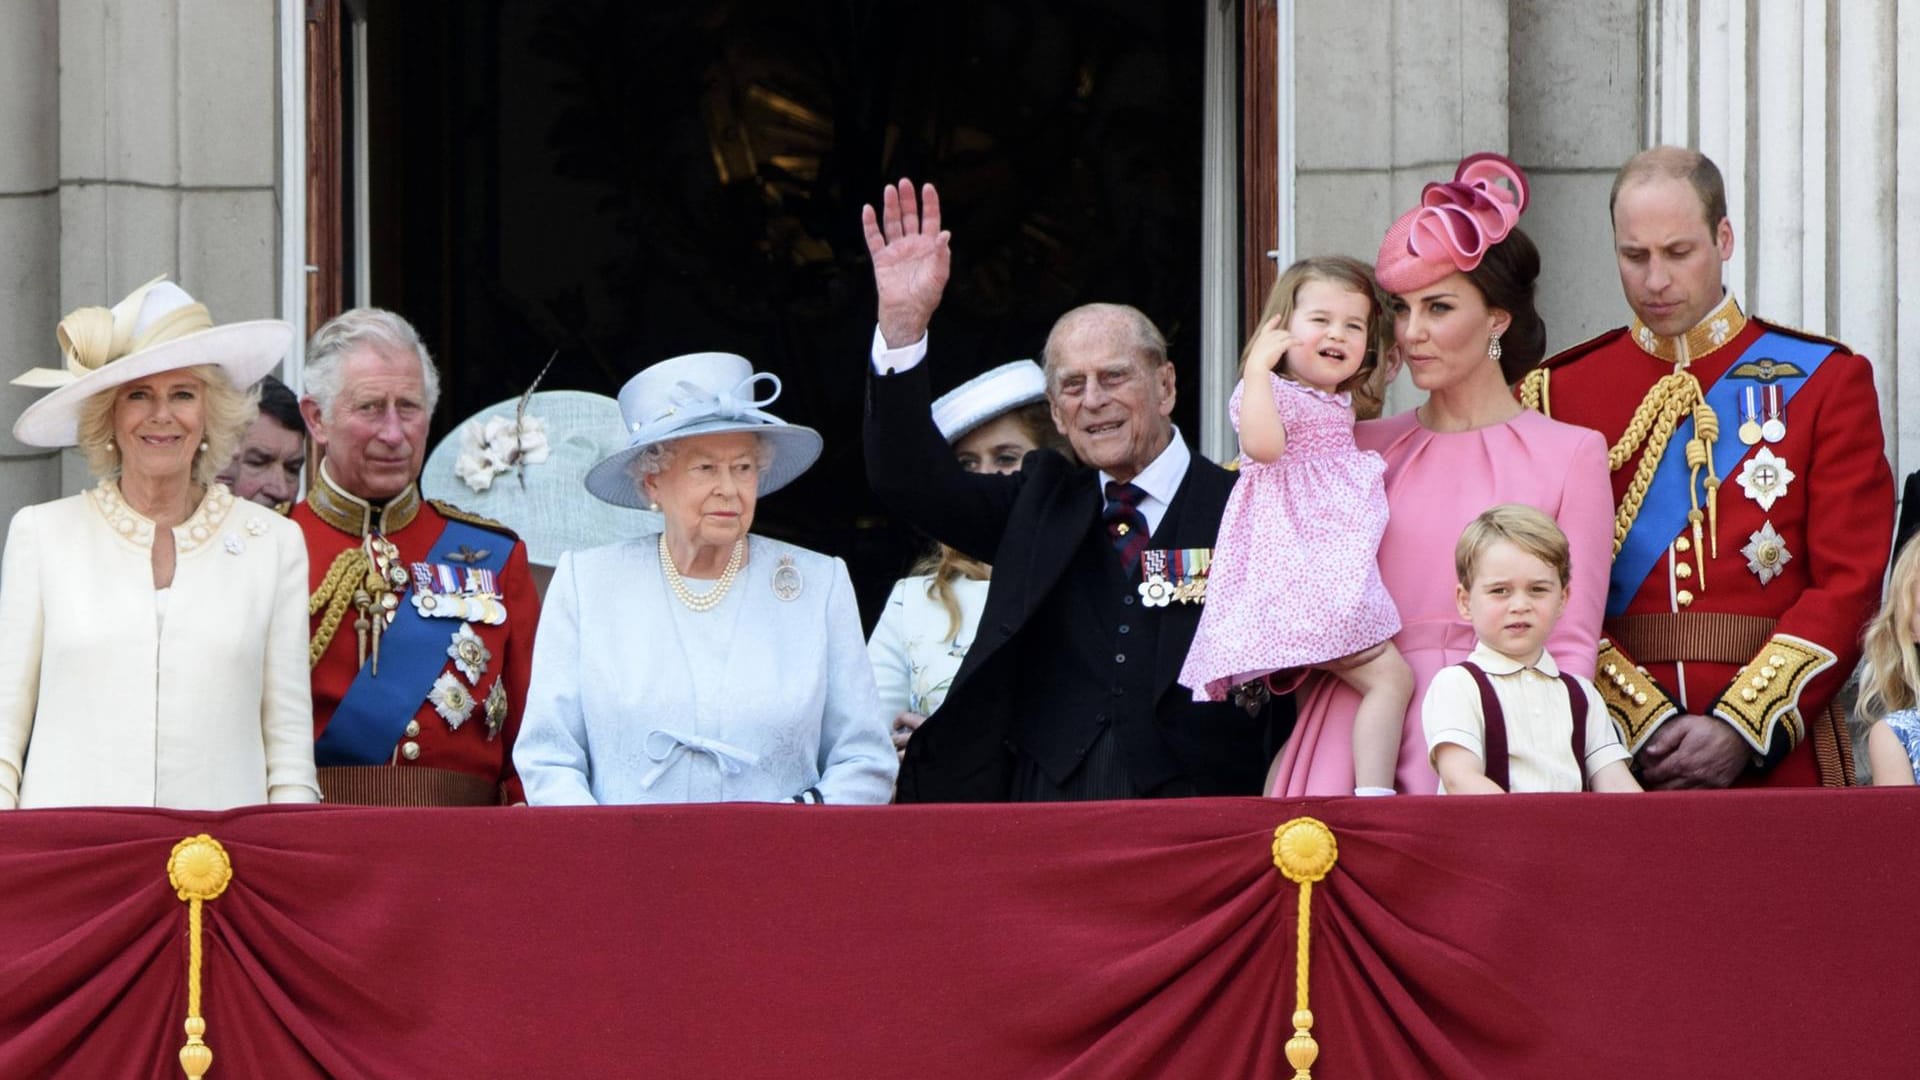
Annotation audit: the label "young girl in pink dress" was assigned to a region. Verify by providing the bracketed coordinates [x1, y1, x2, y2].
[1180, 256, 1413, 796]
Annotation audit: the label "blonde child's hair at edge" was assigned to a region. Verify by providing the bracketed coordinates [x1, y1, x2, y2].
[1454, 504, 1571, 589]
[1857, 537, 1920, 722]
[1246, 255, 1395, 419]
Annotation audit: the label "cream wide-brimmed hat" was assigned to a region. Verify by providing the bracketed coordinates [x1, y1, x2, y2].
[11, 276, 294, 447]
[423, 390, 662, 566]
[583, 352, 823, 509]
[930, 359, 1047, 443]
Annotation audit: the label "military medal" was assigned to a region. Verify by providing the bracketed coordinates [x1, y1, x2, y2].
[1137, 548, 1211, 606]
[1736, 386, 1762, 445]
[772, 555, 803, 602]
[1735, 448, 1794, 512]
[428, 671, 476, 730]
[484, 680, 508, 741]
[448, 623, 492, 684]
[1761, 385, 1786, 443]
[1741, 522, 1791, 585]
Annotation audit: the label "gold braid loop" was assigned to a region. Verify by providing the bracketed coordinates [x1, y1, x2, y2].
[1611, 386, 1695, 555]
[309, 548, 370, 668]
[1607, 372, 1698, 471]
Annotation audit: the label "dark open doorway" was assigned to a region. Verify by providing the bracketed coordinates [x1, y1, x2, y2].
[361, 0, 1208, 621]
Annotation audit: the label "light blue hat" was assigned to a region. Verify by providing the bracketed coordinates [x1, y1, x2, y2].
[424, 390, 661, 565]
[583, 352, 823, 509]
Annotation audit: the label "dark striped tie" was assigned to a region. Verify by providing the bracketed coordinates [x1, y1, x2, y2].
[1102, 481, 1150, 573]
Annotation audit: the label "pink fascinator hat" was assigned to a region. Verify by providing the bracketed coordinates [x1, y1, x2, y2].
[1375, 153, 1530, 295]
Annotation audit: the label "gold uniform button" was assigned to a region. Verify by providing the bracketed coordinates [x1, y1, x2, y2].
[1676, 590, 1694, 607]
[1772, 654, 1788, 667]
[1751, 675, 1768, 689]
[1675, 537, 1692, 553]
[1760, 666, 1777, 681]
[1604, 663, 1619, 677]
[1675, 563, 1693, 580]
[401, 741, 421, 761]
[1742, 688, 1758, 703]
[1634, 692, 1649, 706]
[404, 720, 422, 738]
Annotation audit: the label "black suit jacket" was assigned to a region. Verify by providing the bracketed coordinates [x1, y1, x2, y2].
[866, 359, 1288, 801]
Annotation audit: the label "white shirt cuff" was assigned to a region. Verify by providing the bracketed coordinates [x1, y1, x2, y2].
[871, 326, 928, 374]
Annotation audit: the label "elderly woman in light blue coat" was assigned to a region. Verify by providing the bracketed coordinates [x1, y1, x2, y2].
[516, 352, 896, 804]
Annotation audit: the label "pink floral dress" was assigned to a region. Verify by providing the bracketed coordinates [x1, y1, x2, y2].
[1180, 375, 1400, 701]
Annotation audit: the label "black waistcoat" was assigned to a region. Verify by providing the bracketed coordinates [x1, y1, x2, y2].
[1012, 509, 1166, 790]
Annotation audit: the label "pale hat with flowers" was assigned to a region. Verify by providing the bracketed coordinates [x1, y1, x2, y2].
[423, 390, 662, 566]
[930, 359, 1047, 443]
[11, 276, 293, 447]
[584, 352, 822, 509]
[1374, 153, 1531, 295]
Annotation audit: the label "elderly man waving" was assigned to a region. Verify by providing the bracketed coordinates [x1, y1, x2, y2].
[293, 309, 541, 805]
[863, 180, 1291, 801]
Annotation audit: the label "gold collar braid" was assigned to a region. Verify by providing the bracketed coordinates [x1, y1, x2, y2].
[306, 461, 420, 538]
[1627, 294, 1747, 367]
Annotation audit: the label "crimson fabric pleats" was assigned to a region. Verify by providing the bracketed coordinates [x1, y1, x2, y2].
[0, 794, 1915, 1078]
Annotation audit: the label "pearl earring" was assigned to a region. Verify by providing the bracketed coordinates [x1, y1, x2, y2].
[198, 440, 210, 452]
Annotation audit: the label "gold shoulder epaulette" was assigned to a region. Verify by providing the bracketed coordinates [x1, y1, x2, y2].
[1517, 368, 1550, 415]
[1539, 326, 1629, 371]
[428, 499, 520, 541]
[1749, 317, 1852, 355]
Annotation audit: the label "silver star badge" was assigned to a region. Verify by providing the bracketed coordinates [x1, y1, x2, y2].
[428, 671, 475, 730]
[447, 623, 492, 685]
[1741, 522, 1791, 585]
[1735, 448, 1795, 512]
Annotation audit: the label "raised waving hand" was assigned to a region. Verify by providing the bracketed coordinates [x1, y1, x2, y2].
[862, 179, 951, 349]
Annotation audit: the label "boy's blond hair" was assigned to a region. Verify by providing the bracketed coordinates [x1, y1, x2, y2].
[1454, 504, 1571, 588]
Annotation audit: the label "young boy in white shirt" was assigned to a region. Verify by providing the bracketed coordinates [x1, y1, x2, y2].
[1422, 504, 1642, 794]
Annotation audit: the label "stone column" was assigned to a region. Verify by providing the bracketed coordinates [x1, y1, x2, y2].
[0, 0, 64, 520]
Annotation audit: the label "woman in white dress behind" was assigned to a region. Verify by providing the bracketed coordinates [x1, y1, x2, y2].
[516, 352, 895, 805]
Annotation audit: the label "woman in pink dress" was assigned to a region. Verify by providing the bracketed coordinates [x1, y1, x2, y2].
[1267, 153, 1613, 796]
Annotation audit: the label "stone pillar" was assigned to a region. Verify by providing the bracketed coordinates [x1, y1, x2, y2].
[1649, 0, 1909, 478]
[0, 0, 64, 521]
[1292, 0, 1637, 418]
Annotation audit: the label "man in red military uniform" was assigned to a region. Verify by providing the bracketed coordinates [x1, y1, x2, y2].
[294, 309, 539, 805]
[1520, 147, 1892, 787]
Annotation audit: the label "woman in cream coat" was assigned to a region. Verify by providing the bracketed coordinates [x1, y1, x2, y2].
[516, 352, 895, 805]
[0, 278, 319, 810]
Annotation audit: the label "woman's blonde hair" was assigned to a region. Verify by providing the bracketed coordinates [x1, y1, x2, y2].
[911, 400, 1069, 642]
[1856, 537, 1920, 722]
[1247, 255, 1394, 420]
[75, 364, 260, 488]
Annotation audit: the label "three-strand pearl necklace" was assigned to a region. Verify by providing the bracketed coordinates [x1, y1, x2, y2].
[659, 534, 746, 613]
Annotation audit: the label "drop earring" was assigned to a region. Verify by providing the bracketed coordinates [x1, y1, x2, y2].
[1487, 333, 1503, 364]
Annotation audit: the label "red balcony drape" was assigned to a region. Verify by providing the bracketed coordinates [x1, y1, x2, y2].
[1, 791, 1914, 1078]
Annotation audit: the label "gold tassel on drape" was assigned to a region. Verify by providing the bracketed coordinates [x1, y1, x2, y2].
[167, 835, 233, 1079]
[1273, 817, 1339, 1080]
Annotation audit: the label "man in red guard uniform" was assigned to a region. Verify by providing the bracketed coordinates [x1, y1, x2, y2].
[294, 309, 540, 805]
[1519, 147, 1892, 787]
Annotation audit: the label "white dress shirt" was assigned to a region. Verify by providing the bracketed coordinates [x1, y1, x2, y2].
[1422, 642, 1630, 794]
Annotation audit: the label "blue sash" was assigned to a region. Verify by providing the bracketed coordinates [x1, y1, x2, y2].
[314, 518, 511, 766]
[1606, 332, 1833, 617]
